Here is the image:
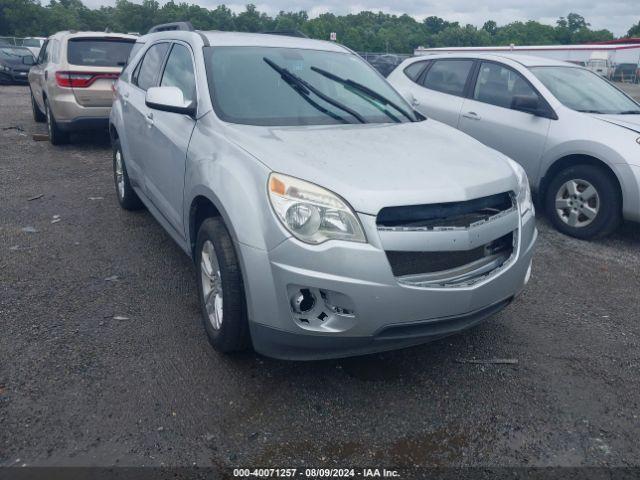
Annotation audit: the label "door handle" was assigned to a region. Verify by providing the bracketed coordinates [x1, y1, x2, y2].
[462, 111, 481, 120]
[44, 70, 48, 80]
[145, 112, 154, 127]
[123, 92, 129, 99]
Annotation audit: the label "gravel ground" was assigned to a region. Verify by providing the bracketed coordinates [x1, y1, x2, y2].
[1, 85, 640, 471]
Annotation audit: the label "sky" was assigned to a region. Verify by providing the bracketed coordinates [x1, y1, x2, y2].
[84, 0, 640, 37]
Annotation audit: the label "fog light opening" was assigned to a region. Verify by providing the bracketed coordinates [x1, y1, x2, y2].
[291, 288, 316, 314]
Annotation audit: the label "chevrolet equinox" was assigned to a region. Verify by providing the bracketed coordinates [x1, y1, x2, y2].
[109, 23, 537, 360]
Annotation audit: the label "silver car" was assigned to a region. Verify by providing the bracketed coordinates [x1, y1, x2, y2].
[388, 54, 640, 239]
[109, 24, 536, 360]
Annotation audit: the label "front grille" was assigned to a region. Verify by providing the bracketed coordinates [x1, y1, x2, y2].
[377, 192, 513, 230]
[386, 232, 513, 277]
[377, 192, 518, 287]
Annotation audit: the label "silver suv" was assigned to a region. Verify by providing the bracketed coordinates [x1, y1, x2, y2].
[109, 24, 537, 360]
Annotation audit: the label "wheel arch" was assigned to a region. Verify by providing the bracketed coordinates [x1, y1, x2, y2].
[109, 123, 119, 143]
[538, 154, 623, 209]
[189, 194, 223, 260]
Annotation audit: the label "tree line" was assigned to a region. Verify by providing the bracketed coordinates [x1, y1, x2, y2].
[2, 0, 640, 53]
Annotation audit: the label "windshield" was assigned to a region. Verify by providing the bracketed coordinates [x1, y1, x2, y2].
[0, 47, 33, 58]
[530, 66, 640, 114]
[204, 46, 417, 126]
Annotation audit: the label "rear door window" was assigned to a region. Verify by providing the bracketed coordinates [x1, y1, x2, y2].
[37, 40, 49, 64]
[134, 43, 170, 91]
[125, 42, 144, 67]
[421, 59, 474, 96]
[67, 38, 135, 67]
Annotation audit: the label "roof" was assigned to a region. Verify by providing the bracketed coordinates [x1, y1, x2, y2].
[50, 31, 138, 41]
[138, 29, 346, 52]
[416, 43, 640, 52]
[596, 38, 640, 45]
[414, 52, 577, 67]
[202, 31, 346, 52]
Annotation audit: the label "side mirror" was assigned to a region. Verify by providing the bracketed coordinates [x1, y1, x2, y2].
[22, 56, 35, 66]
[145, 86, 196, 116]
[511, 94, 539, 114]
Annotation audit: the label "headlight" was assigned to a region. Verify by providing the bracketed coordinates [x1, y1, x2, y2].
[268, 173, 366, 244]
[508, 159, 533, 216]
[0, 65, 10, 72]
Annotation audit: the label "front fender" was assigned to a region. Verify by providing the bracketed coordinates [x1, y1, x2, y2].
[184, 121, 290, 254]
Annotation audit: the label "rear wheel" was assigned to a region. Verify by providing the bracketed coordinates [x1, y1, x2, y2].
[545, 164, 621, 239]
[112, 138, 143, 210]
[195, 217, 250, 353]
[31, 90, 45, 123]
[45, 99, 69, 145]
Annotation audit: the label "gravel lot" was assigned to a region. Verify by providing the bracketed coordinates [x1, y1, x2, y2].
[1, 85, 640, 471]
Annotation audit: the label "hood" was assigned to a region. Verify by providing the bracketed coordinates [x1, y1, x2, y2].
[595, 114, 640, 134]
[223, 120, 518, 215]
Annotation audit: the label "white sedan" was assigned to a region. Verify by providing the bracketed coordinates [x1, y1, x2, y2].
[388, 53, 640, 239]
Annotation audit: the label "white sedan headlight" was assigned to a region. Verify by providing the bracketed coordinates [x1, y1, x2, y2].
[268, 173, 366, 244]
[508, 159, 533, 216]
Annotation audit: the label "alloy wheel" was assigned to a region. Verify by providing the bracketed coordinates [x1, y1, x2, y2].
[114, 149, 125, 200]
[555, 178, 600, 228]
[46, 104, 52, 138]
[200, 240, 223, 330]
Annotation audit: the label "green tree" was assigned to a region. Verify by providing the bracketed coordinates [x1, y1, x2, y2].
[628, 21, 640, 37]
[482, 20, 497, 36]
[0, 2, 626, 53]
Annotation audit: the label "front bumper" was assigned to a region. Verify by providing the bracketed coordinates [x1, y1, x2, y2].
[0, 70, 29, 84]
[241, 211, 537, 360]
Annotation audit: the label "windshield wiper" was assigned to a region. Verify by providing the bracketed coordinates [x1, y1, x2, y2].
[263, 57, 366, 124]
[310, 66, 415, 122]
[617, 110, 640, 115]
[576, 109, 606, 114]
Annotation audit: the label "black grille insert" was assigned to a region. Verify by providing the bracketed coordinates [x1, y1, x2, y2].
[386, 232, 514, 277]
[377, 192, 513, 229]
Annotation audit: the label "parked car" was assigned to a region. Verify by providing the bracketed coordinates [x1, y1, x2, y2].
[388, 54, 640, 239]
[0, 46, 34, 84]
[27, 31, 136, 145]
[109, 24, 536, 360]
[21, 37, 46, 58]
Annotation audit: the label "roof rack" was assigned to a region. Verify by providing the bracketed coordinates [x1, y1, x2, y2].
[262, 30, 309, 39]
[147, 22, 194, 34]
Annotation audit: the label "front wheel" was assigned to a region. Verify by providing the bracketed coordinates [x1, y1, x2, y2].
[544, 164, 621, 239]
[195, 217, 250, 353]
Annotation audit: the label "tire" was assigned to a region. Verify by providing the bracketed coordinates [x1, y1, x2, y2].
[112, 138, 143, 211]
[45, 99, 69, 145]
[31, 90, 46, 123]
[545, 164, 621, 239]
[195, 217, 250, 353]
